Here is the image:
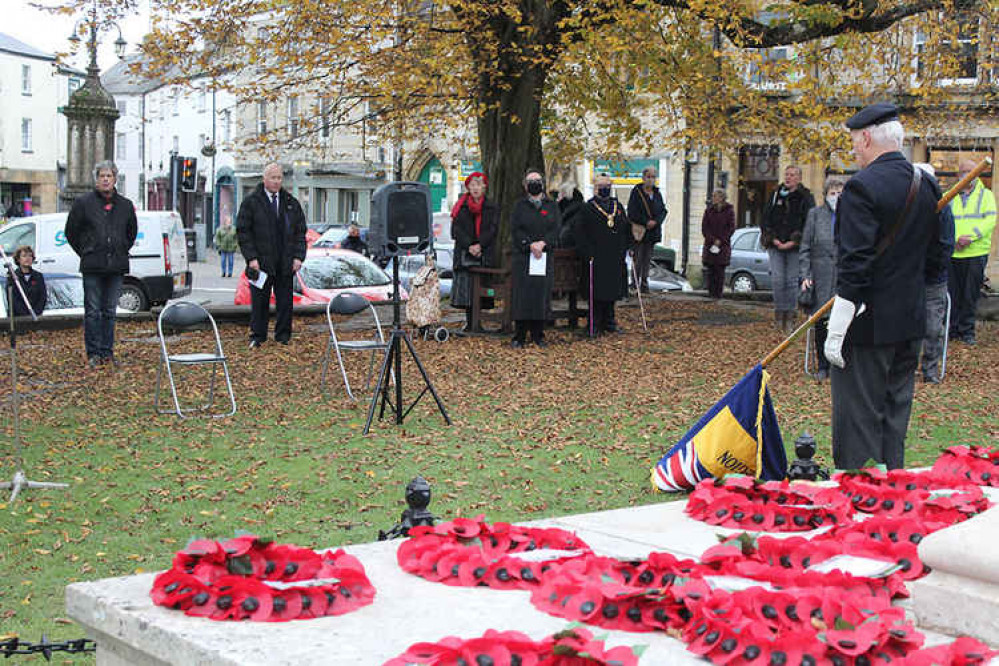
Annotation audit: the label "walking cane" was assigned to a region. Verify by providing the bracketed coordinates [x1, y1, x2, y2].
[631, 257, 649, 332]
[761, 156, 992, 368]
[589, 258, 595, 337]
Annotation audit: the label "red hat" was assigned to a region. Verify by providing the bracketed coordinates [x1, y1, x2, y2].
[464, 171, 487, 189]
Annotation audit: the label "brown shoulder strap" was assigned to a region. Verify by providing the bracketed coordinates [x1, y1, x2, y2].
[875, 165, 922, 257]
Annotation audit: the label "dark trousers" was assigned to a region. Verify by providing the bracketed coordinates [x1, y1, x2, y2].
[514, 319, 544, 343]
[920, 281, 949, 380]
[705, 264, 726, 299]
[592, 300, 618, 333]
[82, 273, 123, 360]
[249, 272, 294, 342]
[831, 339, 920, 470]
[948, 255, 986, 341]
[633, 241, 653, 290]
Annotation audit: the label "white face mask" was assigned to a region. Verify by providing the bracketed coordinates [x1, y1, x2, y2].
[826, 193, 839, 211]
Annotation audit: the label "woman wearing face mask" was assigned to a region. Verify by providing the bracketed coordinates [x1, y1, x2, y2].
[799, 176, 846, 380]
[576, 173, 631, 335]
[509, 169, 561, 348]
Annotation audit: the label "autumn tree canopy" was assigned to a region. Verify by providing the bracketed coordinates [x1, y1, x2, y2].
[59, 0, 996, 248]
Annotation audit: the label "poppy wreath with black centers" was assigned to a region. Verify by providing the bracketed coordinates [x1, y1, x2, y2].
[529, 553, 705, 633]
[384, 626, 643, 666]
[834, 470, 989, 521]
[396, 515, 591, 591]
[902, 636, 999, 666]
[931, 445, 999, 488]
[686, 477, 853, 532]
[150, 534, 375, 621]
[683, 586, 925, 666]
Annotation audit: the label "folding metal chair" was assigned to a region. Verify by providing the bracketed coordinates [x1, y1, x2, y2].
[320, 293, 389, 401]
[154, 301, 236, 418]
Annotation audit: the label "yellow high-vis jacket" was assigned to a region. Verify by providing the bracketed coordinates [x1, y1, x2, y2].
[950, 179, 997, 259]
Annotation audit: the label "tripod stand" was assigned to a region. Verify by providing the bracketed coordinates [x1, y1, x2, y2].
[363, 254, 451, 434]
[0, 247, 68, 503]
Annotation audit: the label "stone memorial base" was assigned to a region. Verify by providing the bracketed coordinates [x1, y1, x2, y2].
[67, 499, 996, 665]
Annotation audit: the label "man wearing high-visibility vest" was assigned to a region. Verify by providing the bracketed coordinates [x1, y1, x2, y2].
[948, 158, 997, 346]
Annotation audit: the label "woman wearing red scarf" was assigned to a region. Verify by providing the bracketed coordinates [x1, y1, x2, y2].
[450, 172, 498, 331]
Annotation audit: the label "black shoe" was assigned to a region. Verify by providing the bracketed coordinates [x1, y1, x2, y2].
[815, 368, 829, 381]
[276, 339, 289, 345]
[640, 286, 650, 294]
[961, 336, 976, 346]
[511, 339, 524, 349]
[923, 374, 941, 384]
[249, 340, 263, 349]
[533, 339, 548, 349]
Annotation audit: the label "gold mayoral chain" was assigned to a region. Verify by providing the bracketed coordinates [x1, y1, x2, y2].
[592, 199, 617, 228]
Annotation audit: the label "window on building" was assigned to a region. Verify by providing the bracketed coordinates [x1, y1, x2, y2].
[117, 133, 127, 160]
[68, 77, 81, 96]
[223, 110, 232, 143]
[257, 101, 268, 135]
[173, 135, 179, 153]
[21, 65, 31, 95]
[117, 100, 128, 116]
[915, 15, 980, 84]
[172, 89, 179, 116]
[287, 96, 299, 138]
[320, 96, 331, 139]
[197, 85, 206, 112]
[21, 119, 32, 152]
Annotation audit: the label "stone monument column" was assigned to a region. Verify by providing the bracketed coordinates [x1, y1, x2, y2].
[60, 50, 119, 208]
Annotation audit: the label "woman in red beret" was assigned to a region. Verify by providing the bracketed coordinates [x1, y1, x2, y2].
[450, 172, 499, 331]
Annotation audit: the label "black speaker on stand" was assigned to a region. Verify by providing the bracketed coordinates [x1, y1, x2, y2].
[363, 182, 451, 434]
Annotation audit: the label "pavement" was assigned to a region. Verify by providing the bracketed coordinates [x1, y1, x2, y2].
[188, 250, 245, 307]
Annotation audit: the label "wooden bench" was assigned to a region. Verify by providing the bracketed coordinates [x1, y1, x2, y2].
[468, 248, 587, 333]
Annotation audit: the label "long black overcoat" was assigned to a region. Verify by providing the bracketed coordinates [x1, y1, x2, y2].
[575, 197, 630, 301]
[510, 198, 560, 320]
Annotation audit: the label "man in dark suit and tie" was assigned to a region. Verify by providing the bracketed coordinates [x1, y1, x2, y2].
[236, 162, 308, 347]
[824, 103, 948, 470]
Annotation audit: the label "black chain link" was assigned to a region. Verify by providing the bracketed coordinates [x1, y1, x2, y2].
[0, 636, 96, 661]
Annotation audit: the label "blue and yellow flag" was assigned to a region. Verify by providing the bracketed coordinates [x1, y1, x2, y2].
[651, 364, 787, 492]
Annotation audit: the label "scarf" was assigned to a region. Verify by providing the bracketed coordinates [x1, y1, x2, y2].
[452, 194, 485, 238]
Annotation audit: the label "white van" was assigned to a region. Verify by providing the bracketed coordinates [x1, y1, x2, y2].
[0, 211, 191, 311]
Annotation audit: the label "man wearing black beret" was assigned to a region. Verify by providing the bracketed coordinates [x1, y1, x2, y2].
[824, 103, 949, 470]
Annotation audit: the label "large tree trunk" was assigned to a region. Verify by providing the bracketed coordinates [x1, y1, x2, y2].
[477, 66, 547, 267]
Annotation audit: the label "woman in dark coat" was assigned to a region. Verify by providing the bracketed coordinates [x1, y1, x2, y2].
[701, 189, 736, 299]
[510, 170, 561, 348]
[799, 176, 844, 379]
[450, 172, 498, 330]
[10, 245, 46, 317]
[576, 173, 630, 334]
[556, 183, 584, 248]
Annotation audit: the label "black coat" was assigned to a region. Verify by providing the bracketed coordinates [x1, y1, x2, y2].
[761, 185, 814, 247]
[510, 198, 561, 320]
[451, 197, 498, 266]
[558, 192, 584, 248]
[236, 184, 308, 277]
[11, 268, 46, 317]
[576, 197, 630, 301]
[65, 189, 138, 275]
[626, 185, 667, 245]
[835, 151, 946, 345]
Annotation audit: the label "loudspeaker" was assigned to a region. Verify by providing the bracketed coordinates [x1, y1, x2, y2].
[370, 182, 433, 256]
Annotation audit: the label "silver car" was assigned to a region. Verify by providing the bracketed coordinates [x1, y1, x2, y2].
[724, 227, 772, 293]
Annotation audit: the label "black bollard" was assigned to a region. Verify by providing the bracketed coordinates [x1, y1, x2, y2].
[378, 476, 437, 541]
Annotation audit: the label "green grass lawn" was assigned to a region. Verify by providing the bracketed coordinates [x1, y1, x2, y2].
[1, 298, 995, 660]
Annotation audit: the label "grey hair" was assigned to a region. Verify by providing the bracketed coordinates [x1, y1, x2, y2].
[867, 120, 904, 150]
[712, 188, 727, 200]
[824, 176, 847, 195]
[93, 160, 118, 180]
[642, 166, 658, 178]
[558, 182, 577, 199]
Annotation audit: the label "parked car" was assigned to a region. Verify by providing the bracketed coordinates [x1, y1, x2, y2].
[652, 244, 677, 272]
[313, 225, 369, 250]
[647, 263, 693, 292]
[725, 227, 772, 293]
[391, 241, 455, 298]
[233, 248, 402, 306]
[0, 211, 191, 311]
[0, 272, 125, 318]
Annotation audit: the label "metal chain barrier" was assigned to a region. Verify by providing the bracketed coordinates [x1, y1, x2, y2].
[0, 636, 96, 661]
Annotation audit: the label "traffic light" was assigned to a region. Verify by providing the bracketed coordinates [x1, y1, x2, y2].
[181, 157, 197, 192]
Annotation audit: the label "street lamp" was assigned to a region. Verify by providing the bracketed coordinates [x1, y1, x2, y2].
[68, 0, 127, 79]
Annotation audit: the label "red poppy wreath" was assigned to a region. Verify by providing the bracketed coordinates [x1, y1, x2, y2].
[931, 445, 999, 488]
[384, 626, 642, 666]
[686, 477, 853, 532]
[396, 515, 591, 591]
[150, 534, 375, 621]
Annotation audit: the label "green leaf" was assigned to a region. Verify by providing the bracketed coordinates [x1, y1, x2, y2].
[834, 617, 856, 631]
[227, 554, 254, 575]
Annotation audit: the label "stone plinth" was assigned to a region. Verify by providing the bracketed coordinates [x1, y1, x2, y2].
[910, 503, 999, 643]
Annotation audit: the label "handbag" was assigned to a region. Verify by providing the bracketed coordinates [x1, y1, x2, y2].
[631, 224, 646, 243]
[798, 281, 815, 309]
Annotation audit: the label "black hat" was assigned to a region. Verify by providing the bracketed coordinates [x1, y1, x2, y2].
[845, 103, 900, 130]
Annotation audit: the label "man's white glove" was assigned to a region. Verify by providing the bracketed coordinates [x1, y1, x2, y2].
[824, 296, 863, 369]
